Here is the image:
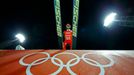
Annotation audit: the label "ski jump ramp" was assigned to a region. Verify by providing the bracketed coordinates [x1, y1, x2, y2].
[0, 50, 134, 75]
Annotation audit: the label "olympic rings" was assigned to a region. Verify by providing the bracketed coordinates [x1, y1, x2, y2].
[51, 52, 80, 75]
[48, 58, 64, 75]
[82, 58, 105, 75]
[19, 52, 114, 75]
[19, 52, 50, 66]
[82, 53, 114, 67]
[51, 52, 80, 67]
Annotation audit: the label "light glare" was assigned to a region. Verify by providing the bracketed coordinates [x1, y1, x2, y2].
[15, 33, 25, 43]
[104, 12, 117, 27]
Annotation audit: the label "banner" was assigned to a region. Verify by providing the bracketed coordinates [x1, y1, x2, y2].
[54, 0, 63, 48]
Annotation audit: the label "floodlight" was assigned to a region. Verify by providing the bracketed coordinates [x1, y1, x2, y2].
[104, 12, 117, 27]
[15, 33, 25, 43]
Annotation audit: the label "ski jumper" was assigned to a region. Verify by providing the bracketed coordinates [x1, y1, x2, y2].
[63, 29, 73, 50]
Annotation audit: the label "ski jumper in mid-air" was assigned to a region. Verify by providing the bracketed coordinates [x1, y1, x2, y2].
[63, 24, 73, 50]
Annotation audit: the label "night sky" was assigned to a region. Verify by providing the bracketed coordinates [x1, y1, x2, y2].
[0, 0, 134, 49]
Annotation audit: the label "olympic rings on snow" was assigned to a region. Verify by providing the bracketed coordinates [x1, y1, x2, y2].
[19, 52, 114, 75]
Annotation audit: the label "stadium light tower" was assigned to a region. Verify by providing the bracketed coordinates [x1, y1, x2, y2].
[104, 12, 117, 27]
[15, 33, 25, 50]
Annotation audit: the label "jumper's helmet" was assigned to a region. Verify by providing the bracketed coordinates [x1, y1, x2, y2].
[66, 24, 71, 29]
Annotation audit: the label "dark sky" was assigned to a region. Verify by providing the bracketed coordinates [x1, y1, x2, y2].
[0, 0, 134, 49]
